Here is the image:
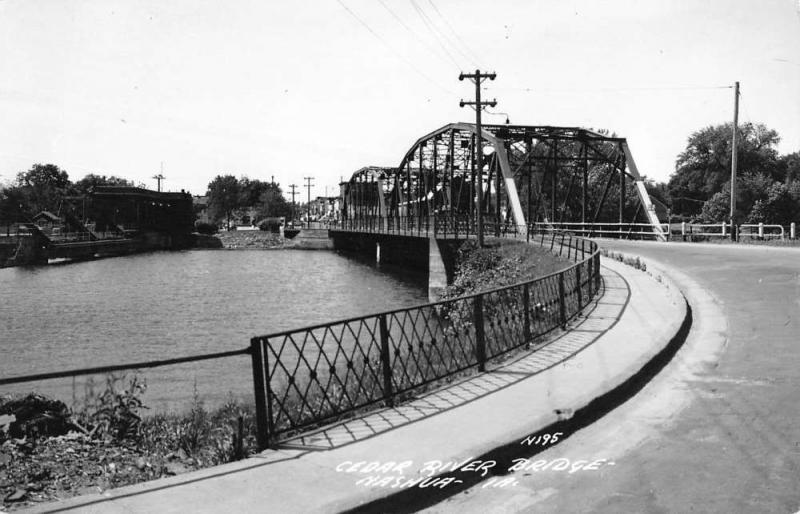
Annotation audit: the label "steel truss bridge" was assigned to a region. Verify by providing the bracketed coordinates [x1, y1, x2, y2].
[340, 123, 666, 241]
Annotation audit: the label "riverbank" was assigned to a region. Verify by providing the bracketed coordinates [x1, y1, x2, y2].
[0, 388, 258, 511]
[439, 237, 569, 300]
[214, 231, 287, 249]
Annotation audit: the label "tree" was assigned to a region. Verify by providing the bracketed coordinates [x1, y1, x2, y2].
[668, 123, 781, 216]
[256, 183, 291, 220]
[698, 173, 776, 223]
[238, 178, 269, 209]
[206, 175, 240, 230]
[0, 186, 30, 225]
[779, 152, 800, 184]
[15, 163, 72, 215]
[747, 182, 800, 224]
[74, 174, 133, 194]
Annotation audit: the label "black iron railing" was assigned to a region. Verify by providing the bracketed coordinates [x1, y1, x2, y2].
[250, 226, 600, 447]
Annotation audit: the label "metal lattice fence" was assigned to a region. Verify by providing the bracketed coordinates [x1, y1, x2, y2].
[250, 230, 600, 447]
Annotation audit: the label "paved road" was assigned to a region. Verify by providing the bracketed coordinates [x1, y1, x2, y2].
[424, 241, 800, 514]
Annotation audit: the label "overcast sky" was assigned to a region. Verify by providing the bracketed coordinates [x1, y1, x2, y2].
[1, 0, 798, 198]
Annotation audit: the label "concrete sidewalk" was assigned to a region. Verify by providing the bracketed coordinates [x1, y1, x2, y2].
[29, 259, 688, 513]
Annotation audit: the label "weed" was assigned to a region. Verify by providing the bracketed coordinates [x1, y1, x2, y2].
[73, 373, 147, 441]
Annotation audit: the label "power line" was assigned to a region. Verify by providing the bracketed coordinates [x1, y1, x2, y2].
[409, 0, 462, 69]
[376, 0, 457, 71]
[335, 0, 456, 95]
[425, 0, 483, 68]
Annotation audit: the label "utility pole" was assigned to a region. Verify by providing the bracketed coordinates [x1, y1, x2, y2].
[304, 176, 314, 229]
[152, 162, 165, 192]
[289, 183, 298, 226]
[730, 81, 740, 241]
[459, 70, 496, 247]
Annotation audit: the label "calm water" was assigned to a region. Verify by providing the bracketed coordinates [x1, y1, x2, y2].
[0, 250, 427, 411]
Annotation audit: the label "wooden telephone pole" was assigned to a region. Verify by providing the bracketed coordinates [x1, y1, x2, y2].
[730, 81, 740, 241]
[289, 183, 298, 225]
[459, 70, 497, 247]
[152, 162, 165, 192]
[304, 177, 314, 229]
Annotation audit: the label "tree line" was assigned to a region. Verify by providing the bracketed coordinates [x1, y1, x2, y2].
[203, 175, 291, 230]
[0, 164, 135, 224]
[658, 122, 800, 225]
[0, 166, 293, 231]
[3, 122, 798, 230]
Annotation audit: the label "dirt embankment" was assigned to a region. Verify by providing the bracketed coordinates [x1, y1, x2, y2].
[213, 230, 287, 249]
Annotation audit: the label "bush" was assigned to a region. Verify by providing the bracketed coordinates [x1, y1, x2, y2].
[195, 222, 218, 235]
[258, 219, 282, 232]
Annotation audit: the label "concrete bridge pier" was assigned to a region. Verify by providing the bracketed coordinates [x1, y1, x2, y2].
[428, 237, 449, 302]
[329, 231, 458, 302]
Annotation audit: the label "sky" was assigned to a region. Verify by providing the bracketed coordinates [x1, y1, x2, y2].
[1, 0, 799, 199]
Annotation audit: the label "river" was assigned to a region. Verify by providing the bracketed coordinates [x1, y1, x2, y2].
[0, 249, 428, 411]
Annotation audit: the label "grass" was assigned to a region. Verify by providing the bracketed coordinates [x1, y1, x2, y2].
[600, 249, 647, 272]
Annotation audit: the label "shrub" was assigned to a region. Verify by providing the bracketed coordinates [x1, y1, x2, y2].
[195, 222, 218, 235]
[258, 219, 282, 232]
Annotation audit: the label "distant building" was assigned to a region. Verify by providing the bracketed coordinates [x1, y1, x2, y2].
[32, 211, 62, 234]
[312, 196, 340, 221]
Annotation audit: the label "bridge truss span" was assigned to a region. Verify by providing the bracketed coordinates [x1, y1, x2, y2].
[341, 123, 665, 241]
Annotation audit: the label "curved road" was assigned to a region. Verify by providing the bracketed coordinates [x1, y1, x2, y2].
[425, 240, 800, 514]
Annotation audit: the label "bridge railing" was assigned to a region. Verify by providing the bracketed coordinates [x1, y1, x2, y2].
[527, 222, 666, 240]
[737, 223, 785, 240]
[250, 228, 600, 448]
[339, 215, 673, 241]
[667, 222, 787, 241]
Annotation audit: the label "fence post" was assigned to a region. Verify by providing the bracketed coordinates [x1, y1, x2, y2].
[594, 253, 601, 292]
[587, 252, 594, 299]
[758, 223, 764, 238]
[250, 337, 270, 451]
[523, 283, 531, 345]
[576, 263, 582, 308]
[558, 272, 567, 328]
[721, 221, 726, 237]
[474, 294, 487, 372]
[681, 221, 686, 241]
[378, 314, 394, 407]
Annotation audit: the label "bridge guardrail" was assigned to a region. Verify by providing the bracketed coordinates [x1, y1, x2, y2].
[737, 223, 785, 240]
[250, 224, 600, 448]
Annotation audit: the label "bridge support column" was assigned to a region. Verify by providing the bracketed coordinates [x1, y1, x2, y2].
[428, 237, 448, 302]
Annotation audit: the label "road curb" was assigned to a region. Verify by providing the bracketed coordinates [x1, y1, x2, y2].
[344, 262, 692, 513]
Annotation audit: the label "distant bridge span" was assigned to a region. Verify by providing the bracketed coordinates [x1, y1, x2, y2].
[340, 123, 665, 241]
